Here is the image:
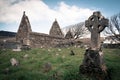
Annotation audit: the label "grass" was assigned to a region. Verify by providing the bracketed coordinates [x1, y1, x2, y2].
[0, 47, 120, 80]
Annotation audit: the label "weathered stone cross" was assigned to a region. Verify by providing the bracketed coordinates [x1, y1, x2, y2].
[85, 11, 108, 50]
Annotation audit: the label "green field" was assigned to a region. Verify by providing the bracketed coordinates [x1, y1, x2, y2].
[0, 47, 120, 80]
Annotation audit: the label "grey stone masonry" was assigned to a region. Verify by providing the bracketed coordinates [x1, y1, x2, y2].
[16, 11, 32, 45]
[49, 19, 64, 38]
[65, 30, 74, 39]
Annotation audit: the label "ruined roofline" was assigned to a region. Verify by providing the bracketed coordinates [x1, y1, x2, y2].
[49, 19, 64, 37]
[30, 32, 65, 39]
[17, 11, 32, 33]
[16, 11, 32, 41]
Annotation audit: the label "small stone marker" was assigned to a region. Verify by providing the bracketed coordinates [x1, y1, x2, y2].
[56, 53, 59, 56]
[70, 50, 75, 55]
[48, 49, 51, 52]
[58, 48, 61, 51]
[23, 54, 29, 59]
[43, 62, 52, 72]
[10, 58, 19, 66]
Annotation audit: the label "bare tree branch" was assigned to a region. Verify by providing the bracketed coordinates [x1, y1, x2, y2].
[64, 22, 88, 39]
[104, 13, 120, 42]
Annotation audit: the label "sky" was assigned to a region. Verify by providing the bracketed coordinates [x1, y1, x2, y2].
[0, 0, 120, 34]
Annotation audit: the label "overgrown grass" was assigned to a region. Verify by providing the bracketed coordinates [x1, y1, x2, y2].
[0, 47, 120, 80]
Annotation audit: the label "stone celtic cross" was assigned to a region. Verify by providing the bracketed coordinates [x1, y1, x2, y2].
[85, 11, 108, 50]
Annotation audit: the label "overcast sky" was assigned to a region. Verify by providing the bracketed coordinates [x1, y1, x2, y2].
[0, 0, 120, 34]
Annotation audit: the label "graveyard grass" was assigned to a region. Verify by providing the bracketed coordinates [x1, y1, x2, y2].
[0, 47, 120, 80]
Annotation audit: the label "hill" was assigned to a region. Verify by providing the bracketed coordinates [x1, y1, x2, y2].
[0, 48, 120, 80]
[0, 31, 16, 38]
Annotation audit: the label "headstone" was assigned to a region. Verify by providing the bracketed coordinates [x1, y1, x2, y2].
[80, 11, 109, 80]
[56, 53, 59, 56]
[43, 62, 52, 72]
[10, 58, 19, 66]
[58, 48, 61, 51]
[70, 50, 75, 55]
[23, 54, 29, 59]
[48, 49, 51, 52]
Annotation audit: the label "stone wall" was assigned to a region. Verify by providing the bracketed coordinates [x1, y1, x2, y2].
[29, 32, 66, 48]
[0, 37, 21, 49]
[103, 43, 120, 48]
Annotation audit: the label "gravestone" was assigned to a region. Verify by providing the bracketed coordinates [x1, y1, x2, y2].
[10, 58, 19, 66]
[23, 54, 29, 59]
[85, 11, 108, 50]
[70, 50, 75, 55]
[80, 11, 109, 80]
[43, 62, 52, 72]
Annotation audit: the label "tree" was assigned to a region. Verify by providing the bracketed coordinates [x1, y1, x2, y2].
[104, 13, 120, 42]
[64, 22, 88, 39]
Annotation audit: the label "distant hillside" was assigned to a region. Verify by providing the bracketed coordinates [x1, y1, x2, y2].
[0, 31, 16, 37]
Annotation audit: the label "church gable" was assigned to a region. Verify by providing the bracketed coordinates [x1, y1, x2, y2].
[16, 11, 32, 42]
[65, 30, 74, 39]
[49, 19, 64, 37]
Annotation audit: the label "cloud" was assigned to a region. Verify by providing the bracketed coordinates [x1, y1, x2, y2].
[0, 0, 95, 33]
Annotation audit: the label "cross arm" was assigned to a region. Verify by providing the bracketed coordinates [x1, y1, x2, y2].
[85, 20, 93, 32]
[98, 18, 109, 33]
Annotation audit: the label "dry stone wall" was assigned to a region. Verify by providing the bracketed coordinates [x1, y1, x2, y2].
[29, 32, 66, 48]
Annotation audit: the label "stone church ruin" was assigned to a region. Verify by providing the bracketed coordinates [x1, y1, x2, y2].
[16, 11, 71, 48]
[0, 11, 84, 49]
[0, 11, 110, 49]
